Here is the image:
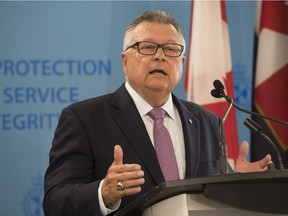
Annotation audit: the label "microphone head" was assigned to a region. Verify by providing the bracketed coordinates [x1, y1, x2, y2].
[213, 80, 225, 91]
[211, 89, 222, 98]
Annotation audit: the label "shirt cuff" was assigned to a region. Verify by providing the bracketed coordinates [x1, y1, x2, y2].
[98, 179, 121, 215]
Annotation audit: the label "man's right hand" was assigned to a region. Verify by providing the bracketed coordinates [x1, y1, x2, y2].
[101, 145, 145, 207]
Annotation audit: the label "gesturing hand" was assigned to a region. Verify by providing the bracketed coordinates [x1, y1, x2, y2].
[102, 145, 145, 207]
[234, 141, 272, 173]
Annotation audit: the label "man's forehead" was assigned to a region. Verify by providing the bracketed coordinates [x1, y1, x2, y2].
[134, 21, 177, 32]
[132, 22, 181, 41]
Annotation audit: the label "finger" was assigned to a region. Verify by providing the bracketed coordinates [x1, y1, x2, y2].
[117, 164, 142, 174]
[259, 154, 272, 168]
[119, 185, 143, 197]
[121, 175, 145, 189]
[117, 169, 145, 182]
[238, 141, 249, 161]
[117, 177, 145, 197]
[114, 145, 123, 166]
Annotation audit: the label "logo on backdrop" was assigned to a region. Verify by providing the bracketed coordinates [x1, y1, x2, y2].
[22, 173, 44, 216]
[233, 62, 252, 109]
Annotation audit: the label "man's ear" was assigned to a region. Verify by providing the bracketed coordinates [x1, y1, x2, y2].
[121, 52, 128, 76]
[121, 52, 127, 67]
[182, 55, 186, 65]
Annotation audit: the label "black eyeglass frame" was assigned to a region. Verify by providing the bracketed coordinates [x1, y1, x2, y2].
[125, 41, 184, 57]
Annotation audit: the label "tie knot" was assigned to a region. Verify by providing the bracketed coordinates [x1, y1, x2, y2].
[148, 108, 166, 121]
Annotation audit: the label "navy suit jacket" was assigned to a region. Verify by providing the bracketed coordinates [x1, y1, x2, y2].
[44, 84, 221, 216]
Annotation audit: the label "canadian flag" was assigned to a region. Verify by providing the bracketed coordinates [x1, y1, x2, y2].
[185, 0, 239, 165]
[252, 1, 288, 168]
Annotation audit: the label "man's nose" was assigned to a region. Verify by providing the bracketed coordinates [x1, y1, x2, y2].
[153, 47, 166, 60]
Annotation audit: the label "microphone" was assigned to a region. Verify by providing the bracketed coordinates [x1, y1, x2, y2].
[211, 80, 232, 103]
[211, 79, 286, 170]
[244, 118, 284, 170]
[211, 80, 233, 174]
[211, 80, 288, 126]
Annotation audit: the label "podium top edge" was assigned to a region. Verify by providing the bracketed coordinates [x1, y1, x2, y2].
[114, 170, 288, 216]
[162, 170, 288, 188]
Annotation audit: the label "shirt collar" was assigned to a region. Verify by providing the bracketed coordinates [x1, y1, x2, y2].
[125, 81, 177, 121]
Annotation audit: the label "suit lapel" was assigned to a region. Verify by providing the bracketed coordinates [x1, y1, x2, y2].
[110, 85, 165, 185]
[173, 95, 200, 178]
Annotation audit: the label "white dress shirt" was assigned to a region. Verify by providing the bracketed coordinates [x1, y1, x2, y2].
[125, 82, 186, 178]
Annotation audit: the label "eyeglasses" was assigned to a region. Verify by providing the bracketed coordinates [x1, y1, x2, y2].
[125, 41, 184, 57]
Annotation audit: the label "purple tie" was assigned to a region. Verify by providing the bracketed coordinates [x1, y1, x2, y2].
[148, 108, 179, 181]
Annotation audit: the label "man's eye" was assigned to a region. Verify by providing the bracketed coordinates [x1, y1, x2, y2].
[167, 47, 176, 51]
[142, 45, 156, 50]
[165, 46, 177, 52]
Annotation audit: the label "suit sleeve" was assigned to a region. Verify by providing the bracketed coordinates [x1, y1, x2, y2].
[43, 107, 102, 216]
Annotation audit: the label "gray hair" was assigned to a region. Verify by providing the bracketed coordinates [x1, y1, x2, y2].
[123, 10, 186, 53]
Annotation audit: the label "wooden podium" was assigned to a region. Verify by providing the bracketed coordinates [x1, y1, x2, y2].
[114, 170, 288, 216]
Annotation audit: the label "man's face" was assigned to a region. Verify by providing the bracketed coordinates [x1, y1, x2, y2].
[121, 22, 185, 99]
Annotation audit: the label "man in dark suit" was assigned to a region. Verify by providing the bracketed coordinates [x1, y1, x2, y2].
[44, 10, 272, 216]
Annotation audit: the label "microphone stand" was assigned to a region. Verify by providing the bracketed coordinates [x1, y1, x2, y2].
[223, 98, 233, 123]
[219, 118, 229, 174]
[218, 98, 233, 174]
[211, 79, 287, 170]
[244, 118, 285, 170]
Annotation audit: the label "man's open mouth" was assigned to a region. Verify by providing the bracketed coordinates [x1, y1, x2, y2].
[149, 69, 167, 75]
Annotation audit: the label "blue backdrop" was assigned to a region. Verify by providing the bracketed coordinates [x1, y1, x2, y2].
[0, 1, 256, 215]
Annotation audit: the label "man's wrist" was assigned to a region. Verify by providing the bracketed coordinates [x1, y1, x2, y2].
[98, 180, 121, 215]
